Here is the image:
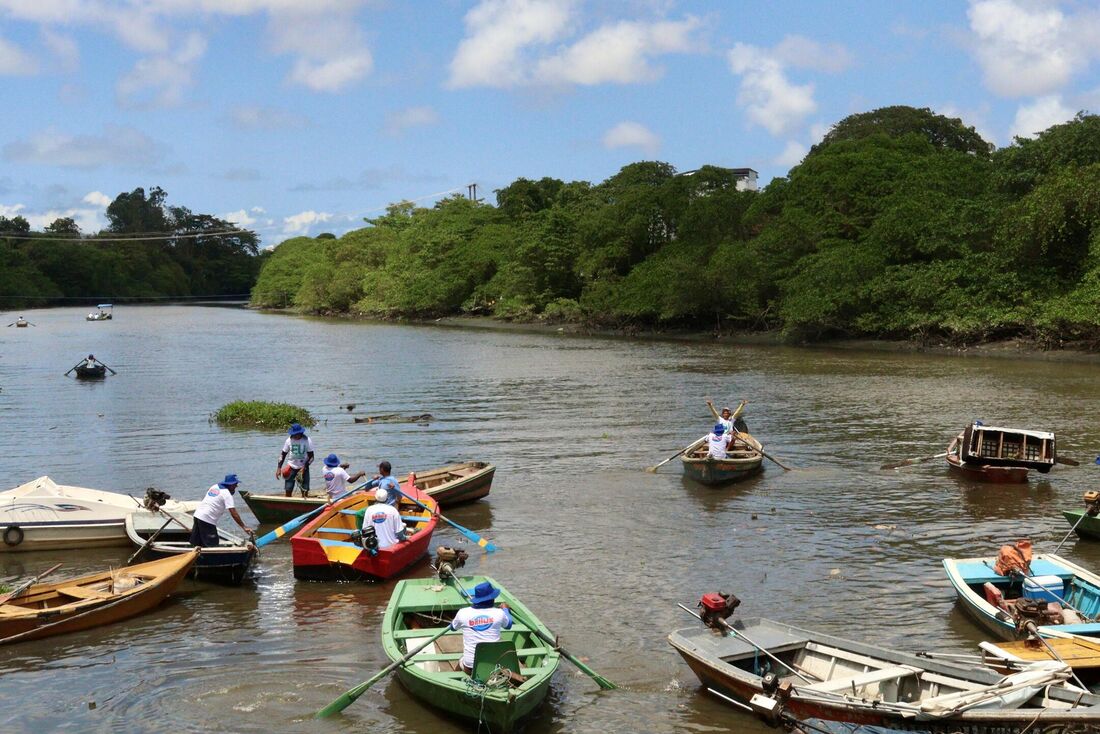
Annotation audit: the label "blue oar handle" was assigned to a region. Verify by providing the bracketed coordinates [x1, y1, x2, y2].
[392, 485, 499, 553]
[254, 481, 370, 547]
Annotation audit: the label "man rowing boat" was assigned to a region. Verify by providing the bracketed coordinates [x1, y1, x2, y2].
[451, 581, 513, 676]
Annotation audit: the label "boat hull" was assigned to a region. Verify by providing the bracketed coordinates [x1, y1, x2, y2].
[681, 458, 763, 486]
[126, 512, 255, 585]
[946, 454, 1029, 483]
[1063, 510, 1100, 541]
[74, 365, 107, 379]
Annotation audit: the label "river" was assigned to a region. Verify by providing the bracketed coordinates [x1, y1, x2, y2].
[2, 305, 1099, 733]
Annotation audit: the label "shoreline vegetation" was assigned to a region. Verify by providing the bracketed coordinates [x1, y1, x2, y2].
[251, 106, 1100, 352]
[214, 401, 315, 430]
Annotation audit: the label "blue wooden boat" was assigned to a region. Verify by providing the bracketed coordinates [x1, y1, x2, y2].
[681, 433, 764, 486]
[126, 511, 255, 585]
[943, 552, 1100, 642]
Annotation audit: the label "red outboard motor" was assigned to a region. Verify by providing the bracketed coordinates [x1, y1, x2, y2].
[699, 592, 740, 629]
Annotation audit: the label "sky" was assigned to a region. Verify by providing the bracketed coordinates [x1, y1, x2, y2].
[0, 0, 1098, 246]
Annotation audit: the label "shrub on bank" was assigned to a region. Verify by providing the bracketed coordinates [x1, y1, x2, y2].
[214, 401, 315, 429]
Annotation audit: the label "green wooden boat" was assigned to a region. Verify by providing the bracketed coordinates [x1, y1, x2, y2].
[382, 574, 560, 732]
[1063, 509, 1100, 541]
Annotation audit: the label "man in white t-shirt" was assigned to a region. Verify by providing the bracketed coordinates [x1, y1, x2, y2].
[276, 423, 315, 497]
[189, 474, 254, 547]
[356, 488, 406, 550]
[707, 423, 731, 460]
[321, 453, 366, 500]
[450, 581, 513, 675]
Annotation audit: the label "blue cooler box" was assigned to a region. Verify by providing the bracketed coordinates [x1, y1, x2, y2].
[1023, 575, 1064, 603]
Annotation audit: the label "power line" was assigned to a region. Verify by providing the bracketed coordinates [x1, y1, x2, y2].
[0, 228, 254, 242]
[0, 293, 251, 301]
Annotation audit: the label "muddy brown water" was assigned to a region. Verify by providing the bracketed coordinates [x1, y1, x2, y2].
[2, 305, 1100, 733]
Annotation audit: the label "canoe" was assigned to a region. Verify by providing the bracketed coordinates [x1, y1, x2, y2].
[383, 574, 560, 732]
[290, 481, 437, 581]
[669, 614, 1100, 732]
[0, 477, 199, 552]
[241, 461, 495, 524]
[681, 433, 764, 486]
[943, 552, 1100, 642]
[74, 364, 107, 379]
[945, 424, 1055, 484]
[126, 511, 256, 585]
[0, 550, 197, 644]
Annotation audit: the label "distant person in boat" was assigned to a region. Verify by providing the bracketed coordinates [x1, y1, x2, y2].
[706, 399, 748, 434]
[84, 354, 99, 369]
[451, 581, 513, 676]
[277, 423, 315, 497]
[707, 423, 732, 460]
[365, 460, 400, 506]
[356, 488, 405, 550]
[190, 474, 254, 547]
[321, 453, 365, 501]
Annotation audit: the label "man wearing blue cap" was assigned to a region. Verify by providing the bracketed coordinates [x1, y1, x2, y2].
[190, 474, 253, 547]
[321, 453, 366, 501]
[450, 581, 512, 676]
[277, 423, 315, 497]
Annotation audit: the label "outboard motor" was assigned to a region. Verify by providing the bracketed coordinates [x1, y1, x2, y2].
[359, 525, 378, 555]
[434, 546, 469, 580]
[1085, 491, 1100, 517]
[143, 487, 172, 511]
[698, 591, 740, 630]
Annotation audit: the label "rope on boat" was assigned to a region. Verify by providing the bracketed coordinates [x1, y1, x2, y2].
[465, 665, 511, 733]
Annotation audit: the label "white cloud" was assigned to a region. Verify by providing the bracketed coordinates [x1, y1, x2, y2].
[268, 9, 373, 91]
[3, 125, 167, 169]
[1009, 95, 1075, 139]
[967, 0, 1100, 98]
[774, 140, 807, 167]
[384, 106, 440, 135]
[116, 32, 206, 108]
[602, 121, 660, 155]
[82, 190, 111, 207]
[229, 105, 307, 130]
[728, 43, 816, 136]
[0, 36, 38, 75]
[448, 0, 574, 89]
[222, 208, 257, 226]
[939, 102, 997, 146]
[809, 121, 831, 144]
[41, 29, 79, 71]
[772, 34, 853, 73]
[283, 209, 332, 235]
[0, 200, 104, 233]
[535, 17, 699, 85]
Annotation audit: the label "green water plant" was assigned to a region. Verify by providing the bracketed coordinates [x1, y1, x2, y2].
[214, 401, 315, 430]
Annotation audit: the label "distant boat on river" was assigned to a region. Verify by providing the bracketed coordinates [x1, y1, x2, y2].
[946, 423, 1055, 483]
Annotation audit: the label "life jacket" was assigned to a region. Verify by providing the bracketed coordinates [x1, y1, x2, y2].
[994, 539, 1033, 577]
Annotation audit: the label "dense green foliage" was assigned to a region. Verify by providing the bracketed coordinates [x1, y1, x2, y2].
[253, 107, 1100, 344]
[0, 187, 260, 309]
[214, 401, 315, 430]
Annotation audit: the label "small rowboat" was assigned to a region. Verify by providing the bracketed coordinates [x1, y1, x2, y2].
[241, 461, 494, 524]
[946, 423, 1055, 484]
[383, 574, 560, 732]
[943, 552, 1100, 642]
[681, 433, 764, 486]
[14, 319, 28, 328]
[125, 511, 256, 585]
[669, 613, 1100, 732]
[86, 304, 113, 321]
[290, 480, 437, 581]
[74, 364, 107, 379]
[0, 550, 197, 644]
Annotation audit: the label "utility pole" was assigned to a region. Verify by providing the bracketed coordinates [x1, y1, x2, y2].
[467, 183, 482, 203]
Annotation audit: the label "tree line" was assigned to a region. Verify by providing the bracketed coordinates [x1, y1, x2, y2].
[0, 187, 261, 309]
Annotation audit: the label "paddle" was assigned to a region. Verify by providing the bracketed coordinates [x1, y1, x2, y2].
[392, 479, 499, 553]
[98, 360, 118, 375]
[127, 515, 176, 564]
[442, 568, 617, 690]
[0, 563, 63, 605]
[1057, 456, 1080, 467]
[1054, 512, 1091, 555]
[313, 625, 451, 718]
[727, 433, 792, 471]
[646, 435, 707, 473]
[255, 481, 369, 547]
[880, 451, 948, 471]
[64, 360, 85, 376]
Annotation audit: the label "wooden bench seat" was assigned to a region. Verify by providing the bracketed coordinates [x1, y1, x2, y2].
[57, 586, 114, 600]
[803, 665, 920, 693]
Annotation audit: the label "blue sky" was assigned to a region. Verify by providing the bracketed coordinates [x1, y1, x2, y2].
[0, 0, 1097, 245]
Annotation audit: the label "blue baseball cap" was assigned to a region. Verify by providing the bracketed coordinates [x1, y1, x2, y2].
[323, 453, 340, 467]
[713, 423, 726, 435]
[288, 423, 305, 436]
[219, 474, 240, 487]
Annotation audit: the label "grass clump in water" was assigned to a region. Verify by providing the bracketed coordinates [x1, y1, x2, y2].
[214, 401, 315, 430]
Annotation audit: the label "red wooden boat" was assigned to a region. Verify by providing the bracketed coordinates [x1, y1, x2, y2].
[945, 423, 1055, 484]
[290, 477, 437, 581]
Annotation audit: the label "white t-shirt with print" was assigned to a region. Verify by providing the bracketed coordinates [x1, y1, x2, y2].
[716, 416, 733, 435]
[363, 501, 404, 549]
[282, 435, 315, 468]
[194, 484, 236, 524]
[707, 433, 730, 459]
[323, 466, 350, 499]
[450, 606, 514, 669]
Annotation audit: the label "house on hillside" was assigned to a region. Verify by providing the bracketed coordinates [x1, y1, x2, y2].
[678, 167, 759, 192]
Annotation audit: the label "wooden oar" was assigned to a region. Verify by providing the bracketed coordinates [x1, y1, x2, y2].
[392, 479, 499, 553]
[1057, 456, 1080, 467]
[64, 360, 85, 376]
[646, 435, 707, 473]
[126, 515, 176, 564]
[1054, 512, 1091, 555]
[442, 569, 617, 690]
[313, 626, 451, 718]
[0, 563, 63, 605]
[728, 433, 792, 471]
[880, 451, 948, 471]
[254, 481, 369, 547]
[98, 360, 118, 375]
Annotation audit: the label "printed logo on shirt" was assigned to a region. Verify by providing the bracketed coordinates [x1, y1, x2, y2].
[207, 489, 220, 497]
[324, 471, 335, 481]
[370, 511, 389, 524]
[469, 615, 495, 631]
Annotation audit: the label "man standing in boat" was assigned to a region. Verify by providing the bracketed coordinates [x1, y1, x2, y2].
[364, 460, 400, 506]
[451, 581, 513, 676]
[321, 453, 365, 501]
[190, 474, 254, 547]
[356, 488, 405, 549]
[277, 423, 315, 497]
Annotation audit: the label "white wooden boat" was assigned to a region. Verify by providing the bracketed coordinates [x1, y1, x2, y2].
[0, 477, 198, 552]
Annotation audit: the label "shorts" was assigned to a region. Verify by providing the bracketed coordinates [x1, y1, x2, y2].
[189, 517, 220, 548]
